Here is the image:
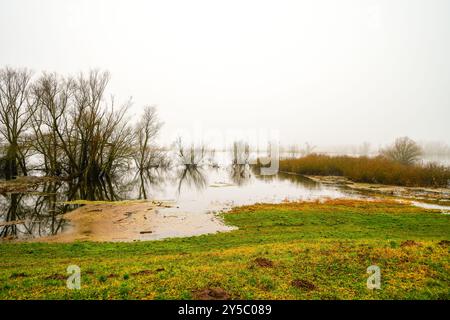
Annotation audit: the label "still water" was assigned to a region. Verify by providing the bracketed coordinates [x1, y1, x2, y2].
[0, 164, 360, 240]
[1, 151, 448, 241]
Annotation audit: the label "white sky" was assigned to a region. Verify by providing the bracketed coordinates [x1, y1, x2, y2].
[1, 0, 449, 148]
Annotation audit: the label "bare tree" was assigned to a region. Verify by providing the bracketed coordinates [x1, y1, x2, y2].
[174, 137, 207, 167]
[0, 67, 35, 179]
[1, 67, 167, 202]
[381, 137, 423, 165]
[133, 106, 163, 199]
[67, 70, 135, 199]
[31, 72, 73, 176]
[134, 106, 163, 171]
[30, 70, 135, 199]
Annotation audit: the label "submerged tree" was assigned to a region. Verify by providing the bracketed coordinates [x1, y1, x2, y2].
[30, 70, 136, 199]
[174, 137, 208, 167]
[31, 72, 73, 176]
[134, 106, 163, 172]
[0, 67, 169, 201]
[0, 67, 35, 179]
[133, 105, 164, 198]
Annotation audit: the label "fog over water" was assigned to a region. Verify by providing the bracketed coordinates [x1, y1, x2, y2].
[1, 0, 449, 148]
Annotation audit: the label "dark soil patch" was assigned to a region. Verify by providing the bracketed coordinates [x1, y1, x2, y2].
[10, 272, 28, 279]
[438, 240, 450, 247]
[45, 274, 66, 280]
[291, 279, 316, 291]
[253, 258, 274, 267]
[155, 268, 165, 272]
[400, 240, 421, 247]
[131, 270, 154, 276]
[192, 287, 231, 300]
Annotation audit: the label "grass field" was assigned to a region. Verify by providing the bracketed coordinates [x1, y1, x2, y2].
[1, 199, 449, 300]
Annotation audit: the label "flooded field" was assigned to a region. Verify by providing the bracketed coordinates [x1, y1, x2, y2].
[1, 151, 450, 242]
[0, 164, 358, 241]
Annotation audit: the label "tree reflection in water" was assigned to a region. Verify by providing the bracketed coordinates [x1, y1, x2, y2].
[230, 164, 251, 186]
[135, 167, 168, 200]
[175, 165, 208, 194]
[0, 181, 77, 239]
[0, 153, 326, 240]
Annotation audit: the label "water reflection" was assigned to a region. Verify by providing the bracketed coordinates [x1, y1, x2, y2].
[256, 169, 320, 189]
[0, 182, 76, 240]
[175, 165, 208, 194]
[67, 175, 122, 201]
[1, 153, 356, 241]
[230, 164, 251, 186]
[135, 168, 167, 199]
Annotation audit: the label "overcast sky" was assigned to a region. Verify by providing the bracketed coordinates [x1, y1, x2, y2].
[1, 0, 449, 148]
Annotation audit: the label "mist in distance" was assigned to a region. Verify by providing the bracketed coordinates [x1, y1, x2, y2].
[1, 0, 449, 150]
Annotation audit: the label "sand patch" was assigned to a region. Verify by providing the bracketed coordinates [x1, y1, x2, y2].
[30, 199, 235, 243]
[32, 200, 173, 242]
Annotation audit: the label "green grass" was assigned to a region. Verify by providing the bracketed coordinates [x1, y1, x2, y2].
[0, 199, 449, 300]
[277, 154, 450, 187]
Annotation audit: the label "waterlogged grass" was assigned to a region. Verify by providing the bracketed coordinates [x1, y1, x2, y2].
[0, 200, 449, 300]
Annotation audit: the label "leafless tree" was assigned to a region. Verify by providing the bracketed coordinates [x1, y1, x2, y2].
[1, 67, 168, 201]
[31, 72, 73, 176]
[0, 67, 35, 179]
[174, 137, 207, 167]
[67, 70, 134, 199]
[133, 105, 164, 198]
[134, 106, 163, 171]
[380, 137, 423, 165]
[30, 70, 135, 199]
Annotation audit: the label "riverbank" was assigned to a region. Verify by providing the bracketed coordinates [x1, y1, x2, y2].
[305, 175, 450, 206]
[1, 199, 449, 299]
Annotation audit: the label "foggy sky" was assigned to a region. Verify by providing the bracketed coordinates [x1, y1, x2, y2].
[1, 0, 449, 148]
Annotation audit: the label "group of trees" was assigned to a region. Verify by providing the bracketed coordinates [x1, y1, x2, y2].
[0, 67, 163, 197]
[0, 67, 435, 188]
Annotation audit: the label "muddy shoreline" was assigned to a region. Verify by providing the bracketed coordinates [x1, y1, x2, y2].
[303, 175, 450, 205]
[28, 200, 234, 243]
[1, 173, 450, 243]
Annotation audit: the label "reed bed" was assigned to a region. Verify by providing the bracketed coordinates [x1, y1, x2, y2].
[278, 154, 450, 187]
